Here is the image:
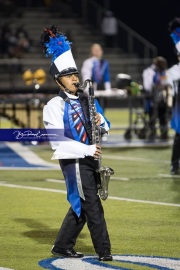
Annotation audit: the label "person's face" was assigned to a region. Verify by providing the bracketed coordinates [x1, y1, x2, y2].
[58, 73, 80, 95]
[91, 45, 103, 59]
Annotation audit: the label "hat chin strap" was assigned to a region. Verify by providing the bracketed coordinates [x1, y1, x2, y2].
[57, 79, 73, 94]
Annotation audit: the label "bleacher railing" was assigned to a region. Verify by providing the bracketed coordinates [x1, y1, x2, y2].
[74, 0, 158, 59]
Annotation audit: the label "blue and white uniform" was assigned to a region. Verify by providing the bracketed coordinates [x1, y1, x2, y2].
[43, 92, 110, 216]
[168, 63, 180, 133]
[168, 62, 180, 170]
[81, 57, 111, 91]
[43, 91, 111, 255]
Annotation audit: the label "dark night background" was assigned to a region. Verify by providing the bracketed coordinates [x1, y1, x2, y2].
[94, 0, 180, 66]
[1, 0, 180, 66]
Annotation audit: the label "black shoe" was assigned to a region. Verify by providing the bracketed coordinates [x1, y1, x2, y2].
[51, 246, 84, 258]
[99, 249, 113, 261]
[170, 166, 179, 175]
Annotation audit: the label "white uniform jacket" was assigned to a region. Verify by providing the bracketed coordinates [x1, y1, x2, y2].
[43, 92, 110, 160]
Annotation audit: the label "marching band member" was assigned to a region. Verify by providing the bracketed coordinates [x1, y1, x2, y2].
[40, 24, 113, 261]
[142, 56, 173, 140]
[81, 43, 111, 91]
[168, 17, 180, 175]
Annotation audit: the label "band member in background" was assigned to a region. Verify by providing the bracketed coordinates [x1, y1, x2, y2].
[40, 25, 113, 261]
[142, 56, 172, 140]
[81, 43, 111, 91]
[168, 17, 180, 175]
[101, 10, 118, 48]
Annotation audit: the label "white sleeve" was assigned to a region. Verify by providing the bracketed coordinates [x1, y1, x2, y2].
[176, 42, 180, 54]
[43, 99, 63, 150]
[168, 64, 180, 82]
[52, 140, 96, 160]
[81, 58, 93, 82]
[142, 68, 155, 92]
[104, 81, 111, 91]
[43, 98, 96, 160]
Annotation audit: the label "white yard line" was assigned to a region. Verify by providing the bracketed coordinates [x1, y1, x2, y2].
[46, 177, 129, 182]
[108, 196, 180, 207]
[0, 167, 60, 170]
[0, 183, 66, 194]
[103, 154, 170, 164]
[158, 174, 180, 178]
[111, 176, 129, 181]
[0, 182, 179, 208]
[46, 179, 65, 183]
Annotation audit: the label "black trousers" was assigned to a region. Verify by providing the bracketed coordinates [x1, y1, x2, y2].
[54, 158, 111, 255]
[171, 132, 180, 168]
[147, 100, 168, 135]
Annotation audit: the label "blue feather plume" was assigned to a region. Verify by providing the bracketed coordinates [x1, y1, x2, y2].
[40, 25, 72, 62]
[45, 34, 72, 62]
[170, 27, 180, 45]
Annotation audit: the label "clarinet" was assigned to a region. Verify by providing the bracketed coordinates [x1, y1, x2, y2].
[82, 80, 114, 200]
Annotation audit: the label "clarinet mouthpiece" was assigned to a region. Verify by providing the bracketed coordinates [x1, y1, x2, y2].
[73, 83, 80, 88]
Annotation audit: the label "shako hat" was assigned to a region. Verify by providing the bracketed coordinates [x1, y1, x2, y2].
[168, 17, 180, 53]
[40, 24, 78, 79]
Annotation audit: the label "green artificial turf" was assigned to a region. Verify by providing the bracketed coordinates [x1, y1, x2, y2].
[0, 109, 180, 269]
[0, 185, 179, 270]
[0, 145, 180, 270]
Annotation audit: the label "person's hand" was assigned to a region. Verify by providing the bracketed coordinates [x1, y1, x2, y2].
[93, 144, 101, 159]
[95, 113, 101, 126]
